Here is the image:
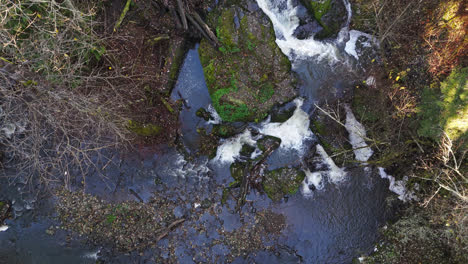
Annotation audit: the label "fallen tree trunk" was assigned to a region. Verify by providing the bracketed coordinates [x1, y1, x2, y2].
[186, 13, 213, 44]
[176, 0, 188, 30]
[191, 11, 219, 46]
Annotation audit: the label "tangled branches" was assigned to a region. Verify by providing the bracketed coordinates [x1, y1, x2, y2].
[0, 65, 132, 187]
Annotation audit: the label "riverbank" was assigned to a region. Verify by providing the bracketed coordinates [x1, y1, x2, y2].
[349, 0, 467, 262]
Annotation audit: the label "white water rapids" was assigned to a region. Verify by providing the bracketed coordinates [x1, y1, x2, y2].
[256, 0, 373, 64]
[211, 0, 413, 200]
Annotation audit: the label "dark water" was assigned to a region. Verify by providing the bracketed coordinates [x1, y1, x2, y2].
[0, 42, 392, 264]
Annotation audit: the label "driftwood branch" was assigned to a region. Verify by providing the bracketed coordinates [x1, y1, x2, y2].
[169, 7, 182, 29]
[176, 0, 188, 30]
[114, 0, 132, 32]
[156, 218, 185, 241]
[186, 13, 212, 43]
[191, 12, 219, 46]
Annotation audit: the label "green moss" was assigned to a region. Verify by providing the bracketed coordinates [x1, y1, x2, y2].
[198, 7, 296, 122]
[417, 67, 468, 141]
[168, 42, 188, 92]
[212, 124, 239, 138]
[258, 82, 275, 103]
[262, 168, 305, 201]
[216, 9, 237, 49]
[230, 161, 247, 182]
[311, 120, 326, 135]
[307, 0, 332, 21]
[352, 87, 381, 123]
[127, 120, 161, 137]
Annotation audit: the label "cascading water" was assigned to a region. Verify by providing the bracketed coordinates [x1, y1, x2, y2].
[256, 0, 372, 65]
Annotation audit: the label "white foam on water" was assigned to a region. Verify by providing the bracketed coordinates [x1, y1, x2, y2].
[344, 30, 375, 60]
[366, 75, 376, 87]
[302, 144, 347, 197]
[0, 225, 9, 232]
[83, 249, 100, 260]
[168, 153, 211, 179]
[259, 98, 313, 151]
[302, 169, 324, 196]
[213, 98, 312, 163]
[344, 104, 373, 162]
[336, 0, 353, 43]
[256, 0, 340, 63]
[316, 144, 347, 184]
[214, 129, 256, 164]
[378, 167, 417, 202]
[207, 104, 222, 124]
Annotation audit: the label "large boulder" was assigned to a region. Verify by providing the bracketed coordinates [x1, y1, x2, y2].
[199, 5, 297, 122]
[300, 0, 347, 39]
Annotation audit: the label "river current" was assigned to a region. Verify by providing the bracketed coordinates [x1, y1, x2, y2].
[0, 0, 403, 263]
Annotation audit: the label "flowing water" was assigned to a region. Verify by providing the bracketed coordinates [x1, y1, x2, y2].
[0, 1, 401, 263]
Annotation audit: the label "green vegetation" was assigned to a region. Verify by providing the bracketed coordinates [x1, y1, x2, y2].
[418, 68, 468, 141]
[348, 0, 467, 262]
[127, 120, 161, 137]
[1, 1, 103, 84]
[198, 7, 296, 122]
[262, 168, 306, 201]
[305, 0, 333, 21]
[300, 0, 346, 39]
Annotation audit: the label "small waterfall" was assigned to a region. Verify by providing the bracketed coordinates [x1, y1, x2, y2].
[256, 0, 341, 63]
[378, 167, 417, 202]
[214, 129, 257, 164]
[302, 144, 347, 196]
[256, 0, 375, 64]
[213, 98, 313, 164]
[344, 104, 373, 162]
[259, 98, 313, 151]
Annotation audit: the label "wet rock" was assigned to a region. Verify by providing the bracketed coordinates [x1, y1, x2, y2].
[256, 135, 281, 152]
[269, 101, 297, 123]
[239, 144, 255, 159]
[211, 123, 246, 138]
[45, 226, 55, 236]
[293, 18, 324, 39]
[353, 34, 379, 68]
[230, 161, 248, 182]
[300, 0, 347, 39]
[0, 200, 11, 223]
[262, 167, 306, 201]
[195, 108, 213, 121]
[200, 199, 212, 209]
[198, 5, 297, 122]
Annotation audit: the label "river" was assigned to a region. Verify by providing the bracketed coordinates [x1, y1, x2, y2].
[0, 0, 397, 263]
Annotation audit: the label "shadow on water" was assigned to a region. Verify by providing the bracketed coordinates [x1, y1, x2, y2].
[0, 42, 393, 263]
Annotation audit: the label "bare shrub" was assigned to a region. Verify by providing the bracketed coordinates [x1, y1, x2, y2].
[0, 1, 134, 186]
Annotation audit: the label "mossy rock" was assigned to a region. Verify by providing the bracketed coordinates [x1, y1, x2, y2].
[127, 120, 161, 137]
[256, 135, 281, 152]
[262, 168, 306, 201]
[196, 127, 219, 158]
[230, 161, 248, 182]
[239, 143, 256, 158]
[0, 200, 11, 222]
[300, 0, 347, 39]
[212, 123, 245, 138]
[196, 107, 213, 121]
[269, 101, 297, 123]
[198, 6, 296, 122]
